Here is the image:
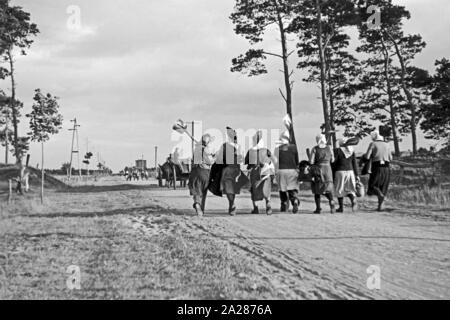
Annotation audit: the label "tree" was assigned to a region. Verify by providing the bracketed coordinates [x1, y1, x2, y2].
[27, 89, 63, 203]
[61, 162, 74, 175]
[356, 1, 406, 155]
[291, 0, 360, 144]
[385, 34, 426, 155]
[421, 58, 450, 148]
[0, 0, 39, 164]
[230, 0, 299, 145]
[0, 90, 12, 163]
[357, 0, 426, 155]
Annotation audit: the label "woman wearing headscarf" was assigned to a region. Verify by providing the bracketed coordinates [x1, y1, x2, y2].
[245, 130, 275, 215]
[334, 138, 360, 213]
[273, 131, 300, 213]
[364, 131, 393, 211]
[310, 134, 336, 214]
[189, 134, 215, 217]
[215, 127, 245, 216]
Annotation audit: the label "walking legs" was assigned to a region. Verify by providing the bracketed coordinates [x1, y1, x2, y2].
[324, 192, 336, 214]
[227, 194, 236, 216]
[314, 195, 321, 214]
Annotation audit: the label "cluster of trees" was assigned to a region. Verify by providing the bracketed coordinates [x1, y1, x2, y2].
[231, 0, 449, 155]
[58, 162, 113, 176]
[0, 0, 63, 168]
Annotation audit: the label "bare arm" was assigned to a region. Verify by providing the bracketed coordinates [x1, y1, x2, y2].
[309, 147, 316, 164]
[365, 142, 374, 160]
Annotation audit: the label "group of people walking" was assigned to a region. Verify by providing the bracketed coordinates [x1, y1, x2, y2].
[187, 124, 393, 217]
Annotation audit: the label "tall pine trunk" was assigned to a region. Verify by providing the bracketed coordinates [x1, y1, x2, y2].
[7, 49, 20, 164]
[380, 36, 401, 156]
[274, 0, 297, 146]
[387, 33, 418, 155]
[327, 55, 337, 149]
[315, 0, 331, 140]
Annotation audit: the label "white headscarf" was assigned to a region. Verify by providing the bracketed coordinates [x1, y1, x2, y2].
[277, 130, 290, 146]
[251, 130, 265, 150]
[371, 131, 384, 142]
[316, 134, 327, 149]
[338, 138, 354, 159]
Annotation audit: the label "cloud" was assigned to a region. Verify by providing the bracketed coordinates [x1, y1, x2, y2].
[2, 0, 449, 170]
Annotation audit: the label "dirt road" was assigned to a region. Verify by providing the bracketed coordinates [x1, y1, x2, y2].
[2, 177, 449, 299]
[138, 183, 450, 300]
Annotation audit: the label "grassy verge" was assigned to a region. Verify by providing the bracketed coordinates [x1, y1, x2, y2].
[388, 185, 450, 208]
[0, 196, 278, 300]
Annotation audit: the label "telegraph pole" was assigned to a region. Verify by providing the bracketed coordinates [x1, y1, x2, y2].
[154, 146, 158, 170]
[68, 118, 81, 179]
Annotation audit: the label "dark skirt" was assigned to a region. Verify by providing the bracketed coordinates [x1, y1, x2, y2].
[367, 162, 391, 196]
[189, 166, 211, 196]
[208, 163, 225, 197]
[311, 163, 334, 195]
[221, 166, 242, 195]
[249, 167, 272, 201]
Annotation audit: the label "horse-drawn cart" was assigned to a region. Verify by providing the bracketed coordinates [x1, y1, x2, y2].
[157, 161, 190, 189]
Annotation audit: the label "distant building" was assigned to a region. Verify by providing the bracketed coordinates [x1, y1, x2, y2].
[135, 159, 147, 170]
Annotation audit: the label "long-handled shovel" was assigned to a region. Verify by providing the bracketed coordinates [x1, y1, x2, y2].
[172, 119, 200, 144]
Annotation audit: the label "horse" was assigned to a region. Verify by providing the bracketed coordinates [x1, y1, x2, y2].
[159, 161, 187, 189]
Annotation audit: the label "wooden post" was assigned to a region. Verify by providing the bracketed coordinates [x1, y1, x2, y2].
[8, 179, 12, 205]
[41, 141, 44, 205]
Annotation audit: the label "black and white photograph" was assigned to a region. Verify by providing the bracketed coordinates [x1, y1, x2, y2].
[0, 0, 449, 304]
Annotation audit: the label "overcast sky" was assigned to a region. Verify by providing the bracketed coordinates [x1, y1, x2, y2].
[3, 0, 450, 171]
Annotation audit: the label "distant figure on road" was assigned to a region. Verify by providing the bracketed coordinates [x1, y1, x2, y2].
[245, 130, 275, 215]
[189, 134, 215, 217]
[310, 134, 336, 214]
[364, 131, 393, 212]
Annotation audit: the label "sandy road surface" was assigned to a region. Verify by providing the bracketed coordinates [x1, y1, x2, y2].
[3, 176, 448, 300]
[136, 184, 450, 300]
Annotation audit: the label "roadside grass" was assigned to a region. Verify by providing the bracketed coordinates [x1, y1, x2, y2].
[0, 193, 279, 300]
[388, 185, 450, 208]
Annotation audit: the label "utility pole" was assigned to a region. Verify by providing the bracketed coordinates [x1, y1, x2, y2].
[154, 146, 158, 170]
[68, 118, 81, 180]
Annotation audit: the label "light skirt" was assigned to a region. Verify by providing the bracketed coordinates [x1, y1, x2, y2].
[334, 170, 357, 198]
[277, 169, 299, 192]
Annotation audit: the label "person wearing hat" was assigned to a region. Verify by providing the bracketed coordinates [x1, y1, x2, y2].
[215, 127, 245, 216]
[310, 133, 336, 214]
[188, 133, 215, 217]
[364, 130, 393, 211]
[334, 138, 360, 213]
[245, 130, 275, 215]
[273, 130, 300, 213]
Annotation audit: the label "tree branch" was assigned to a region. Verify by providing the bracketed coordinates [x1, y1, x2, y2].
[262, 51, 283, 59]
[279, 88, 287, 102]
